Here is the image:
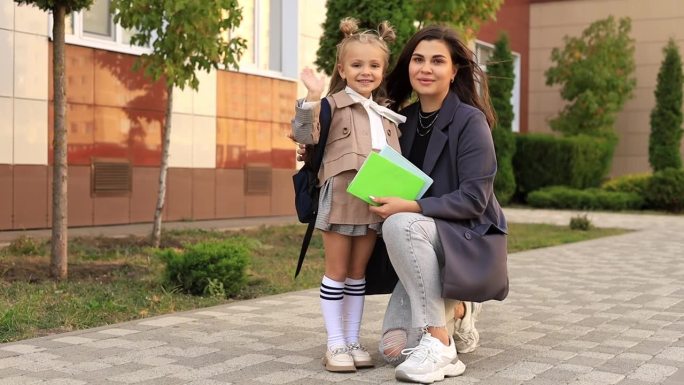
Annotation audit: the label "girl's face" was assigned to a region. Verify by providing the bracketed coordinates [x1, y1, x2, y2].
[337, 41, 385, 98]
[408, 39, 457, 102]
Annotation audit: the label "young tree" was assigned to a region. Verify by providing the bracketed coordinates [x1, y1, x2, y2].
[487, 32, 516, 204]
[649, 39, 683, 171]
[545, 16, 636, 138]
[414, 0, 503, 39]
[315, 0, 417, 76]
[14, 0, 94, 280]
[111, 0, 246, 247]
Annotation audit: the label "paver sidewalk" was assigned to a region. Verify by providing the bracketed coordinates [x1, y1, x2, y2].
[1, 209, 683, 384]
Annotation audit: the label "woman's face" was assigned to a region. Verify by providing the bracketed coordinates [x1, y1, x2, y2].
[408, 39, 457, 101]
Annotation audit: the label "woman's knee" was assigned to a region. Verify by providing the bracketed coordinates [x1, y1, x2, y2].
[380, 328, 407, 361]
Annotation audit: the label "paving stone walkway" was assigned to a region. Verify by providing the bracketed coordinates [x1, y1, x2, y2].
[1, 209, 683, 384]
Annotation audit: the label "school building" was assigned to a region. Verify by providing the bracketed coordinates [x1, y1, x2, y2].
[1, 0, 683, 231]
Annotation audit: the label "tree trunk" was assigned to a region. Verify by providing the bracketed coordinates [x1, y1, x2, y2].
[50, 4, 68, 280]
[151, 84, 174, 248]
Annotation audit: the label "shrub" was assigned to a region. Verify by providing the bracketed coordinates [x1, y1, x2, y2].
[570, 214, 592, 231]
[488, 32, 517, 204]
[644, 168, 684, 212]
[514, 134, 616, 197]
[159, 239, 250, 297]
[601, 173, 651, 195]
[527, 186, 644, 211]
[649, 39, 683, 172]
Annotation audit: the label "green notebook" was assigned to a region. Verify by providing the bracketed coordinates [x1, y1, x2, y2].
[346, 151, 427, 206]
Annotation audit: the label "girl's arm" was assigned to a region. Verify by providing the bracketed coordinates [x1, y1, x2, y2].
[291, 68, 326, 145]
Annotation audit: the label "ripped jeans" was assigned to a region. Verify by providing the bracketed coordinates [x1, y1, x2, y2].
[378, 212, 459, 366]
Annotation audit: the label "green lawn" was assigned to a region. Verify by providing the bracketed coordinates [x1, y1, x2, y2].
[0, 222, 627, 342]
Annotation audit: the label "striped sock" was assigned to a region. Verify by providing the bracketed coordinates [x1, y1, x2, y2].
[343, 277, 366, 344]
[320, 276, 346, 349]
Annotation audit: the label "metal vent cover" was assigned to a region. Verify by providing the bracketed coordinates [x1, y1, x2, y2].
[91, 159, 132, 196]
[245, 164, 272, 195]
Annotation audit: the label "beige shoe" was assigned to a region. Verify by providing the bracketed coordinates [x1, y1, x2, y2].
[348, 342, 374, 368]
[322, 346, 356, 372]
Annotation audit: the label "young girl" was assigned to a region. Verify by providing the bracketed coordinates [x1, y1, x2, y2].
[291, 18, 405, 372]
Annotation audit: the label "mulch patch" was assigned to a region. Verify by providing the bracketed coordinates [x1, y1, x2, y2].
[0, 256, 147, 283]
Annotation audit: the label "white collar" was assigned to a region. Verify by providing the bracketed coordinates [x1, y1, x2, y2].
[343, 86, 406, 125]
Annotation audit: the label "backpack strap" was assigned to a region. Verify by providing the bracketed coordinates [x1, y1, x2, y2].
[295, 97, 332, 278]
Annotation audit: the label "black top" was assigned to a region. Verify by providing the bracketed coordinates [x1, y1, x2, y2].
[408, 126, 432, 171]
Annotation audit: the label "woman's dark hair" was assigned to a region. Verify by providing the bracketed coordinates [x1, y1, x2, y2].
[386, 25, 496, 128]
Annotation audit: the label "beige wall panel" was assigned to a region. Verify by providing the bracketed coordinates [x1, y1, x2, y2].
[0, 97, 12, 164]
[13, 98, 47, 165]
[0, 164, 12, 230]
[632, 18, 684, 43]
[215, 169, 245, 218]
[191, 169, 215, 220]
[622, 88, 656, 112]
[192, 115, 216, 168]
[0, 29, 12, 97]
[614, 131, 649, 157]
[67, 166, 93, 227]
[168, 113, 193, 168]
[13, 164, 47, 229]
[528, 48, 554, 72]
[166, 168, 192, 221]
[634, 40, 683, 67]
[270, 169, 295, 216]
[193, 69, 217, 117]
[612, 155, 650, 176]
[172, 85, 194, 114]
[14, 2, 47, 35]
[528, 91, 564, 114]
[623, 0, 684, 19]
[93, 196, 130, 225]
[130, 167, 158, 223]
[14, 32, 47, 100]
[615, 111, 650, 135]
[0, 0, 13, 30]
[528, 113, 555, 134]
[530, 25, 587, 50]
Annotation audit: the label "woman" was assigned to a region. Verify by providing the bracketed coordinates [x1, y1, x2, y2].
[367, 25, 509, 384]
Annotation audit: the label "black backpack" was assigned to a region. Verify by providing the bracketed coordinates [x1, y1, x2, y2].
[292, 98, 332, 277]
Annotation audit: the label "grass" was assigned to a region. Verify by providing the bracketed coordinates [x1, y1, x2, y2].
[0, 222, 627, 343]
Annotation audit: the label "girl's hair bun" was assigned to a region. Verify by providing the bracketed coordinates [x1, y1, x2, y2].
[339, 17, 360, 38]
[377, 21, 396, 44]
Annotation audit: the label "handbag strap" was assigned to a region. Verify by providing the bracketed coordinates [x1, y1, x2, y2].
[295, 97, 332, 278]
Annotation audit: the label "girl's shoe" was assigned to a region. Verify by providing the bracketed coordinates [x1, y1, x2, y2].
[347, 342, 374, 368]
[322, 346, 356, 372]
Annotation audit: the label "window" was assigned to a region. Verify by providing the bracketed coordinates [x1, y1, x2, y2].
[475, 41, 521, 133]
[52, 0, 150, 56]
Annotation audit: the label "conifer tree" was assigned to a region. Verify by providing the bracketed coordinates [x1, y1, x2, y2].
[649, 39, 683, 171]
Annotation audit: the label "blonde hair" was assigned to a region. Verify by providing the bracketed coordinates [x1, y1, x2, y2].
[327, 18, 395, 102]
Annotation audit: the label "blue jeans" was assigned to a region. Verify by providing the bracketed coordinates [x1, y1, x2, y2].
[378, 212, 458, 365]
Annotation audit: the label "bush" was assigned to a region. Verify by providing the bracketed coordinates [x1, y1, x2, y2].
[527, 186, 644, 211]
[514, 133, 616, 197]
[570, 214, 592, 231]
[5, 236, 47, 256]
[601, 173, 651, 195]
[159, 239, 250, 297]
[644, 168, 684, 212]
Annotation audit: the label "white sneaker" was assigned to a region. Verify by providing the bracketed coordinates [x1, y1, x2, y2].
[322, 346, 355, 372]
[395, 332, 465, 384]
[347, 342, 374, 368]
[453, 302, 482, 353]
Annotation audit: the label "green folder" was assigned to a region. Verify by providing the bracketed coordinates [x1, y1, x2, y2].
[346, 151, 427, 206]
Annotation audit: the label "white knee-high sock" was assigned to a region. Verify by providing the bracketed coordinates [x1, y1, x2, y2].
[343, 277, 366, 344]
[320, 276, 346, 349]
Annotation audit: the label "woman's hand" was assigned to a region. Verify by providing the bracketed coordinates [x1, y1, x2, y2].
[296, 143, 311, 162]
[368, 197, 421, 219]
[301, 67, 325, 101]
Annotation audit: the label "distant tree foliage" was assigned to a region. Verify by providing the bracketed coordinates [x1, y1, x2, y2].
[413, 0, 503, 39]
[487, 33, 516, 204]
[315, 0, 416, 76]
[545, 16, 636, 138]
[649, 39, 683, 171]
